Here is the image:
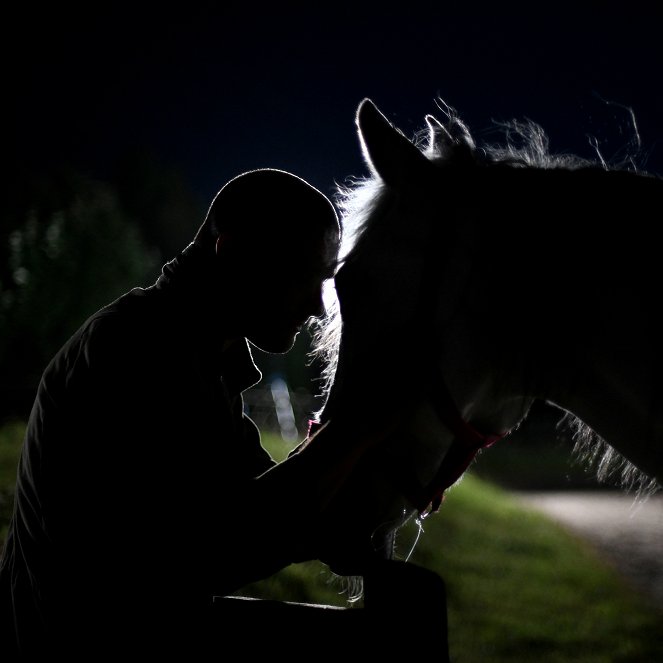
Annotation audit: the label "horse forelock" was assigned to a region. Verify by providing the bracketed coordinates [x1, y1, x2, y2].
[307, 176, 390, 410]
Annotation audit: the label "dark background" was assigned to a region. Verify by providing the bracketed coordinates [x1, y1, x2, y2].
[6, 3, 663, 207]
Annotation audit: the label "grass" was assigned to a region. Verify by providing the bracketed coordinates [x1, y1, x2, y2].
[408, 474, 663, 661]
[0, 419, 24, 543]
[252, 432, 663, 662]
[2, 424, 663, 660]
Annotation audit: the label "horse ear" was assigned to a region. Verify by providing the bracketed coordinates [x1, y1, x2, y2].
[425, 114, 453, 152]
[356, 98, 432, 186]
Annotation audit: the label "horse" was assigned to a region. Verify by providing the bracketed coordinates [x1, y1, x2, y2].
[298, 97, 663, 582]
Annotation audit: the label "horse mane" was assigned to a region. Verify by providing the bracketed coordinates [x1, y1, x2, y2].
[308, 98, 658, 496]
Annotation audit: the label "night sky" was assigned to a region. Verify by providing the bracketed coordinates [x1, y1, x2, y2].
[6, 3, 663, 210]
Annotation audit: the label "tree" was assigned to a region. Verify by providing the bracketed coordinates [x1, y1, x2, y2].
[0, 169, 159, 419]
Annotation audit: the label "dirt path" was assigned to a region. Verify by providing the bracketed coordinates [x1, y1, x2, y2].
[515, 491, 663, 612]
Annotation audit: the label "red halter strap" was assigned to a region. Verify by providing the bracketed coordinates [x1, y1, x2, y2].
[413, 370, 506, 518]
[307, 378, 505, 519]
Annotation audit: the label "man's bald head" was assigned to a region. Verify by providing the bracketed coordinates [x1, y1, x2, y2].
[194, 168, 340, 253]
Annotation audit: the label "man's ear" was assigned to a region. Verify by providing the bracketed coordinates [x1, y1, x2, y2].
[215, 232, 264, 277]
[215, 232, 256, 276]
[215, 233, 229, 257]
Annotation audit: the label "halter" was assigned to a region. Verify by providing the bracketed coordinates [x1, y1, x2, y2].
[412, 370, 506, 518]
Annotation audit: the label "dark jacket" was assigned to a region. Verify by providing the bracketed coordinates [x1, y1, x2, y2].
[0, 244, 310, 658]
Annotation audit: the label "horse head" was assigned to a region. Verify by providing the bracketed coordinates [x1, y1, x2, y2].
[303, 99, 537, 577]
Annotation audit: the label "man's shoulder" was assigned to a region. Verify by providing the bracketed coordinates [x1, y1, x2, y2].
[92, 285, 177, 332]
[55, 287, 170, 365]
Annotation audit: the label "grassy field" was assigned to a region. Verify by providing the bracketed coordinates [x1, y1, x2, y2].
[2, 424, 663, 661]
[410, 475, 663, 661]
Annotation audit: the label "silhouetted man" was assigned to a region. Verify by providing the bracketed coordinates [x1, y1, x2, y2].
[0, 168, 449, 661]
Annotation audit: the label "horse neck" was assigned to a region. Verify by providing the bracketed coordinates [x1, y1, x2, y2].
[542, 306, 663, 484]
[423, 208, 536, 438]
[435, 167, 663, 484]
